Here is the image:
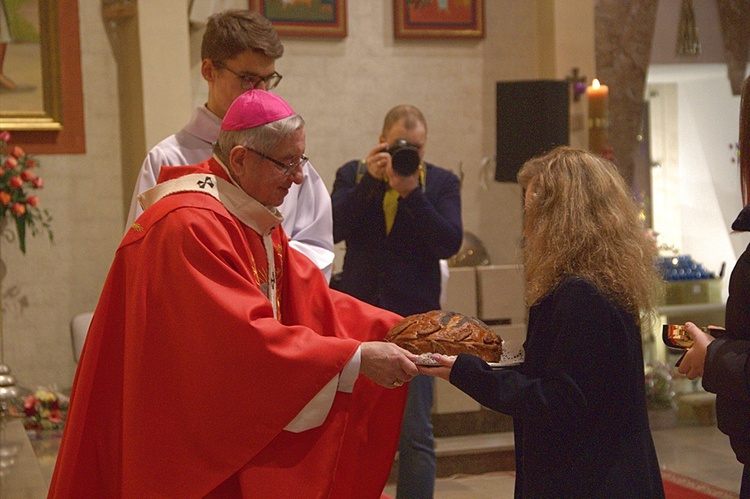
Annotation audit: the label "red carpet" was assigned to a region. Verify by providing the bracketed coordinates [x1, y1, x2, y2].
[383, 470, 739, 498]
[662, 469, 739, 498]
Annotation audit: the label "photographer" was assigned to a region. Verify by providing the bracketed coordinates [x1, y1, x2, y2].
[331, 104, 462, 498]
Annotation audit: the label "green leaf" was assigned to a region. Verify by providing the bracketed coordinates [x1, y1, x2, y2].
[15, 214, 26, 254]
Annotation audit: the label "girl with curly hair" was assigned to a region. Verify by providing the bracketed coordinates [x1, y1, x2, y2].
[419, 146, 665, 497]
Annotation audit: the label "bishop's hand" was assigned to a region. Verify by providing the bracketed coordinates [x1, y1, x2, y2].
[360, 342, 419, 389]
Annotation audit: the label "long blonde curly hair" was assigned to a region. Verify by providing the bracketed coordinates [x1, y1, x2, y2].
[517, 147, 660, 316]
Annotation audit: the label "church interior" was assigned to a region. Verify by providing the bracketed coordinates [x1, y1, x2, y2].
[1, 0, 749, 496]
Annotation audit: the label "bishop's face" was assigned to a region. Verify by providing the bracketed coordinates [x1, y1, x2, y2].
[228, 127, 306, 207]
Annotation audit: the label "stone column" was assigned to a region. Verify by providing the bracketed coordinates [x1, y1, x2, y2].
[594, 0, 659, 187]
[716, 0, 750, 96]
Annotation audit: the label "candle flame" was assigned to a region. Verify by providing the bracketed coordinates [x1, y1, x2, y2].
[592, 78, 601, 89]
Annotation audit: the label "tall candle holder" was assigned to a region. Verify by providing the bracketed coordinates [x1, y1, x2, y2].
[0, 222, 21, 415]
[587, 78, 611, 157]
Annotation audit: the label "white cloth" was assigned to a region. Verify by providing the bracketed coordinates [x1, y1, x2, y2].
[137, 160, 360, 433]
[0, 0, 11, 44]
[126, 105, 335, 280]
[439, 259, 449, 308]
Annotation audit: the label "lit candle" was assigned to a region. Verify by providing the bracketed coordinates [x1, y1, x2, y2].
[587, 78, 609, 155]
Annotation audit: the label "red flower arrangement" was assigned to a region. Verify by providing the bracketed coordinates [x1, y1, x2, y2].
[0, 130, 53, 253]
[22, 388, 69, 431]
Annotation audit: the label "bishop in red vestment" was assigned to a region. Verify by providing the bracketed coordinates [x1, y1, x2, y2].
[49, 90, 418, 498]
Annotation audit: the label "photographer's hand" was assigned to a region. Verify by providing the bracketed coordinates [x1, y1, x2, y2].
[366, 143, 390, 181]
[386, 163, 421, 197]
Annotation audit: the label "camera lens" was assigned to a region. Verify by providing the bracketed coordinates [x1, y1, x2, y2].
[386, 140, 420, 176]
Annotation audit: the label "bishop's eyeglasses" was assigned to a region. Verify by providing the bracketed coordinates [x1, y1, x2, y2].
[247, 147, 308, 176]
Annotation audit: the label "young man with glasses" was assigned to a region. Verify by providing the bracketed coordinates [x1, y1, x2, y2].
[126, 9, 334, 279]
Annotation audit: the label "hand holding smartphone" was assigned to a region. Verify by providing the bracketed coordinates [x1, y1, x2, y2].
[662, 323, 725, 367]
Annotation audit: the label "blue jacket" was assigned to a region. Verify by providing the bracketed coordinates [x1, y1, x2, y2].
[331, 160, 462, 316]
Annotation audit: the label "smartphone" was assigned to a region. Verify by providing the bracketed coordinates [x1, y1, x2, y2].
[662, 324, 724, 350]
[662, 324, 725, 367]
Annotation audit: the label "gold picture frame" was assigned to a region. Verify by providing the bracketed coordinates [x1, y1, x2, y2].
[394, 0, 485, 39]
[249, 0, 347, 38]
[0, 0, 84, 153]
[0, 0, 61, 130]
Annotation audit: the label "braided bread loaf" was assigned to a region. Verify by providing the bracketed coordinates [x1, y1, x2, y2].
[385, 311, 502, 363]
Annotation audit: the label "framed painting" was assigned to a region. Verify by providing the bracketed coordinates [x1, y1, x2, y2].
[0, 0, 84, 153]
[249, 0, 347, 38]
[394, 0, 485, 39]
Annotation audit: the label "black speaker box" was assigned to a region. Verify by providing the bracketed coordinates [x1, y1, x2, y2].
[495, 80, 569, 182]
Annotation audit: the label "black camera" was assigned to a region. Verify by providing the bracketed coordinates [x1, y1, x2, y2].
[386, 139, 420, 176]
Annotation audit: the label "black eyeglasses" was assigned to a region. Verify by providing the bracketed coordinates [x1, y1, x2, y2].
[247, 147, 308, 176]
[213, 61, 282, 90]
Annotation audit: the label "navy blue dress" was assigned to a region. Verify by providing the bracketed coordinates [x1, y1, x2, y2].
[449, 277, 665, 498]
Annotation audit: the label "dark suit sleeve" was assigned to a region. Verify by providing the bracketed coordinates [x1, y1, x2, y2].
[398, 168, 463, 259]
[702, 337, 750, 464]
[449, 354, 585, 420]
[703, 337, 750, 402]
[449, 281, 625, 434]
[331, 161, 384, 244]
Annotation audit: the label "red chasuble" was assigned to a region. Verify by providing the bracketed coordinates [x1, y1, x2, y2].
[49, 159, 407, 498]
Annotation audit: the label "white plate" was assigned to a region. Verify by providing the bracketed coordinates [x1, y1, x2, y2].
[495, 343, 525, 367]
[415, 343, 524, 369]
[415, 354, 455, 366]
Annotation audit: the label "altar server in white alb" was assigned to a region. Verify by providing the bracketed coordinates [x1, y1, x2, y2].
[125, 9, 334, 279]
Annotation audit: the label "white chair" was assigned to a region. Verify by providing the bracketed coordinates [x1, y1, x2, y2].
[70, 312, 94, 362]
